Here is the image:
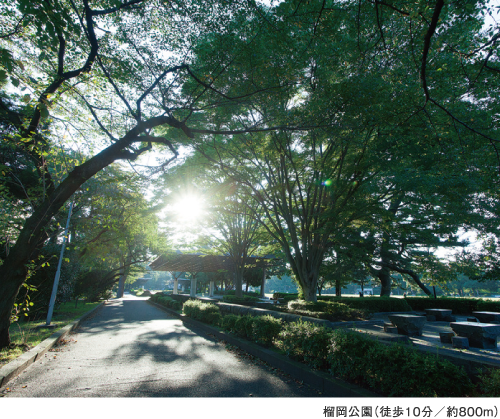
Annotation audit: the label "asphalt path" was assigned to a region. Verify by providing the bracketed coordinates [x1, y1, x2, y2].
[1, 295, 322, 397]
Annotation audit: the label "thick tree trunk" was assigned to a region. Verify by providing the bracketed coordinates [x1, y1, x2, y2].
[0, 118, 187, 349]
[116, 252, 132, 298]
[234, 270, 243, 298]
[0, 276, 26, 348]
[335, 279, 342, 297]
[378, 266, 392, 297]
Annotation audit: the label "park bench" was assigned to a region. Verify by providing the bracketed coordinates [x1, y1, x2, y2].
[388, 314, 426, 337]
[424, 308, 454, 322]
[472, 311, 500, 324]
[450, 321, 500, 350]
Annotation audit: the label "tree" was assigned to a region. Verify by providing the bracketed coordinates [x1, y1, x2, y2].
[180, 0, 499, 303]
[0, 0, 290, 348]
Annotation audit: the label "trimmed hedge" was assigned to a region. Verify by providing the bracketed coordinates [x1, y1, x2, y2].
[405, 297, 500, 315]
[275, 320, 332, 369]
[328, 330, 474, 397]
[181, 301, 496, 397]
[273, 293, 299, 302]
[150, 293, 182, 311]
[287, 300, 368, 321]
[318, 296, 412, 313]
[222, 290, 261, 297]
[182, 299, 222, 325]
[222, 295, 260, 305]
[219, 313, 283, 347]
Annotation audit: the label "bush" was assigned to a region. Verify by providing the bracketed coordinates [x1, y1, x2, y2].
[404, 297, 500, 314]
[477, 369, 500, 396]
[318, 296, 412, 313]
[150, 294, 182, 311]
[273, 293, 299, 302]
[327, 329, 474, 397]
[222, 295, 260, 305]
[182, 299, 222, 325]
[328, 330, 379, 382]
[220, 314, 240, 333]
[223, 290, 260, 297]
[288, 300, 368, 321]
[251, 315, 283, 347]
[275, 320, 333, 369]
[233, 315, 256, 339]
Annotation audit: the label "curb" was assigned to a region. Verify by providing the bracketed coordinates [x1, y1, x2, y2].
[147, 300, 378, 397]
[0, 302, 104, 389]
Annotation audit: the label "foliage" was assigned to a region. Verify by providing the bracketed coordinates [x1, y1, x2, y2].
[250, 315, 283, 347]
[1, 301, 100, 365]
[328, 330, 474, 397]
[150, 294, 182, 311]
[404, 297, 500, 315]
[15, 244, 80, 319]
[275, 320, 333, 369]
[476, 369, 500, 397]
[272, 293, 299, 301]
[182, 299, 221, 325]
[220, 314, 240, 333]
[222, 295, 260, 305]
[318, 296, 412, 313]
[233, 315, 255, 339]
[287, 300, 368, 322]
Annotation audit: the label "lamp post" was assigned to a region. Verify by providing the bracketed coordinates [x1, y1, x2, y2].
[45, 202, 73, 327]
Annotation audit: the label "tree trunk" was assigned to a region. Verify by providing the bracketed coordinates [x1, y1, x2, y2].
[116, 252, 132, 298]
[0, 269, 27, 348]
[234, 270, 243, 298]
[260, 268, 266, 297]
[335, 279, 342, 297]
[378, 266, 392, 297]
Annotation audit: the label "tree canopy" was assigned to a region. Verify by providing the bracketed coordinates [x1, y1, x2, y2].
[0, 0, 499, 347]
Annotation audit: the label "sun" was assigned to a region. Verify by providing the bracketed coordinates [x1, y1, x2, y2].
[169, 194, 205, 224]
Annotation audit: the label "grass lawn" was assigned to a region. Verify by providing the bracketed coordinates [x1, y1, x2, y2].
[0, 301, 101, 366]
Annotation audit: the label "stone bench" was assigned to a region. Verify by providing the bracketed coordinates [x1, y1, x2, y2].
[424, 308, 453, 321]
[450, 322, 500, 350]
[388, 314, 426, 337]
[472, 311, 500, 324]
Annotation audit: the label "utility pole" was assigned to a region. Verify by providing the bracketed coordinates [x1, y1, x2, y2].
[45, 202, 74, 327]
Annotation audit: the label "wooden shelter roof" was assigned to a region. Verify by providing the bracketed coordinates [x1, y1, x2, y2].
[149, 252, 272, 273]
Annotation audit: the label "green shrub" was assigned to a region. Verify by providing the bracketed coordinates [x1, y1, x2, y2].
[327, 329, 474, 397]
[273, 293, 299, 302]
[328, 330, 378, 381]
[251, 315, 283, 346]
[403, 296, 500, 315]
[150, 294, 182, 311]
[275, 320, 333, 369]
[476, 299, 500, 313]
[318, 296, 412, 313]
[476, 369, 500, 396]
[288, 300, 367, 321]
[404, 297, 477, 314]
[224, 290, 260, 297]
[182, 299, 222, 325]
[220, 314, 240, 332]
[234, 315, 256, 339]
[368, 344, 473, 397]
[222, 295, 260, 305]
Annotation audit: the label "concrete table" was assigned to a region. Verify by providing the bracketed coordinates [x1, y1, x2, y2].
[450, 322, 500, 349]
[388, 314, 426, 337]
[472, 311, 500, 324]
[424, 309, 452, 321]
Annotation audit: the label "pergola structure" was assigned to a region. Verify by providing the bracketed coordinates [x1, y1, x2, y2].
[149, 251, 273, 297]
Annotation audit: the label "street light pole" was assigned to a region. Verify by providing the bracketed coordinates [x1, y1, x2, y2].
[45, 202, 74, 326]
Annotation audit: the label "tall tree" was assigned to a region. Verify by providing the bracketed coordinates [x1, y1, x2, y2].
[0, 0, 288, 348]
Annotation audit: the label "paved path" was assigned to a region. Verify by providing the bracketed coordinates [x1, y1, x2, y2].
[1, 295, 321, 397]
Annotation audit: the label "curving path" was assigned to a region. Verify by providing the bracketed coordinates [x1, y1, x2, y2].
[2, 294, 321, 397]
